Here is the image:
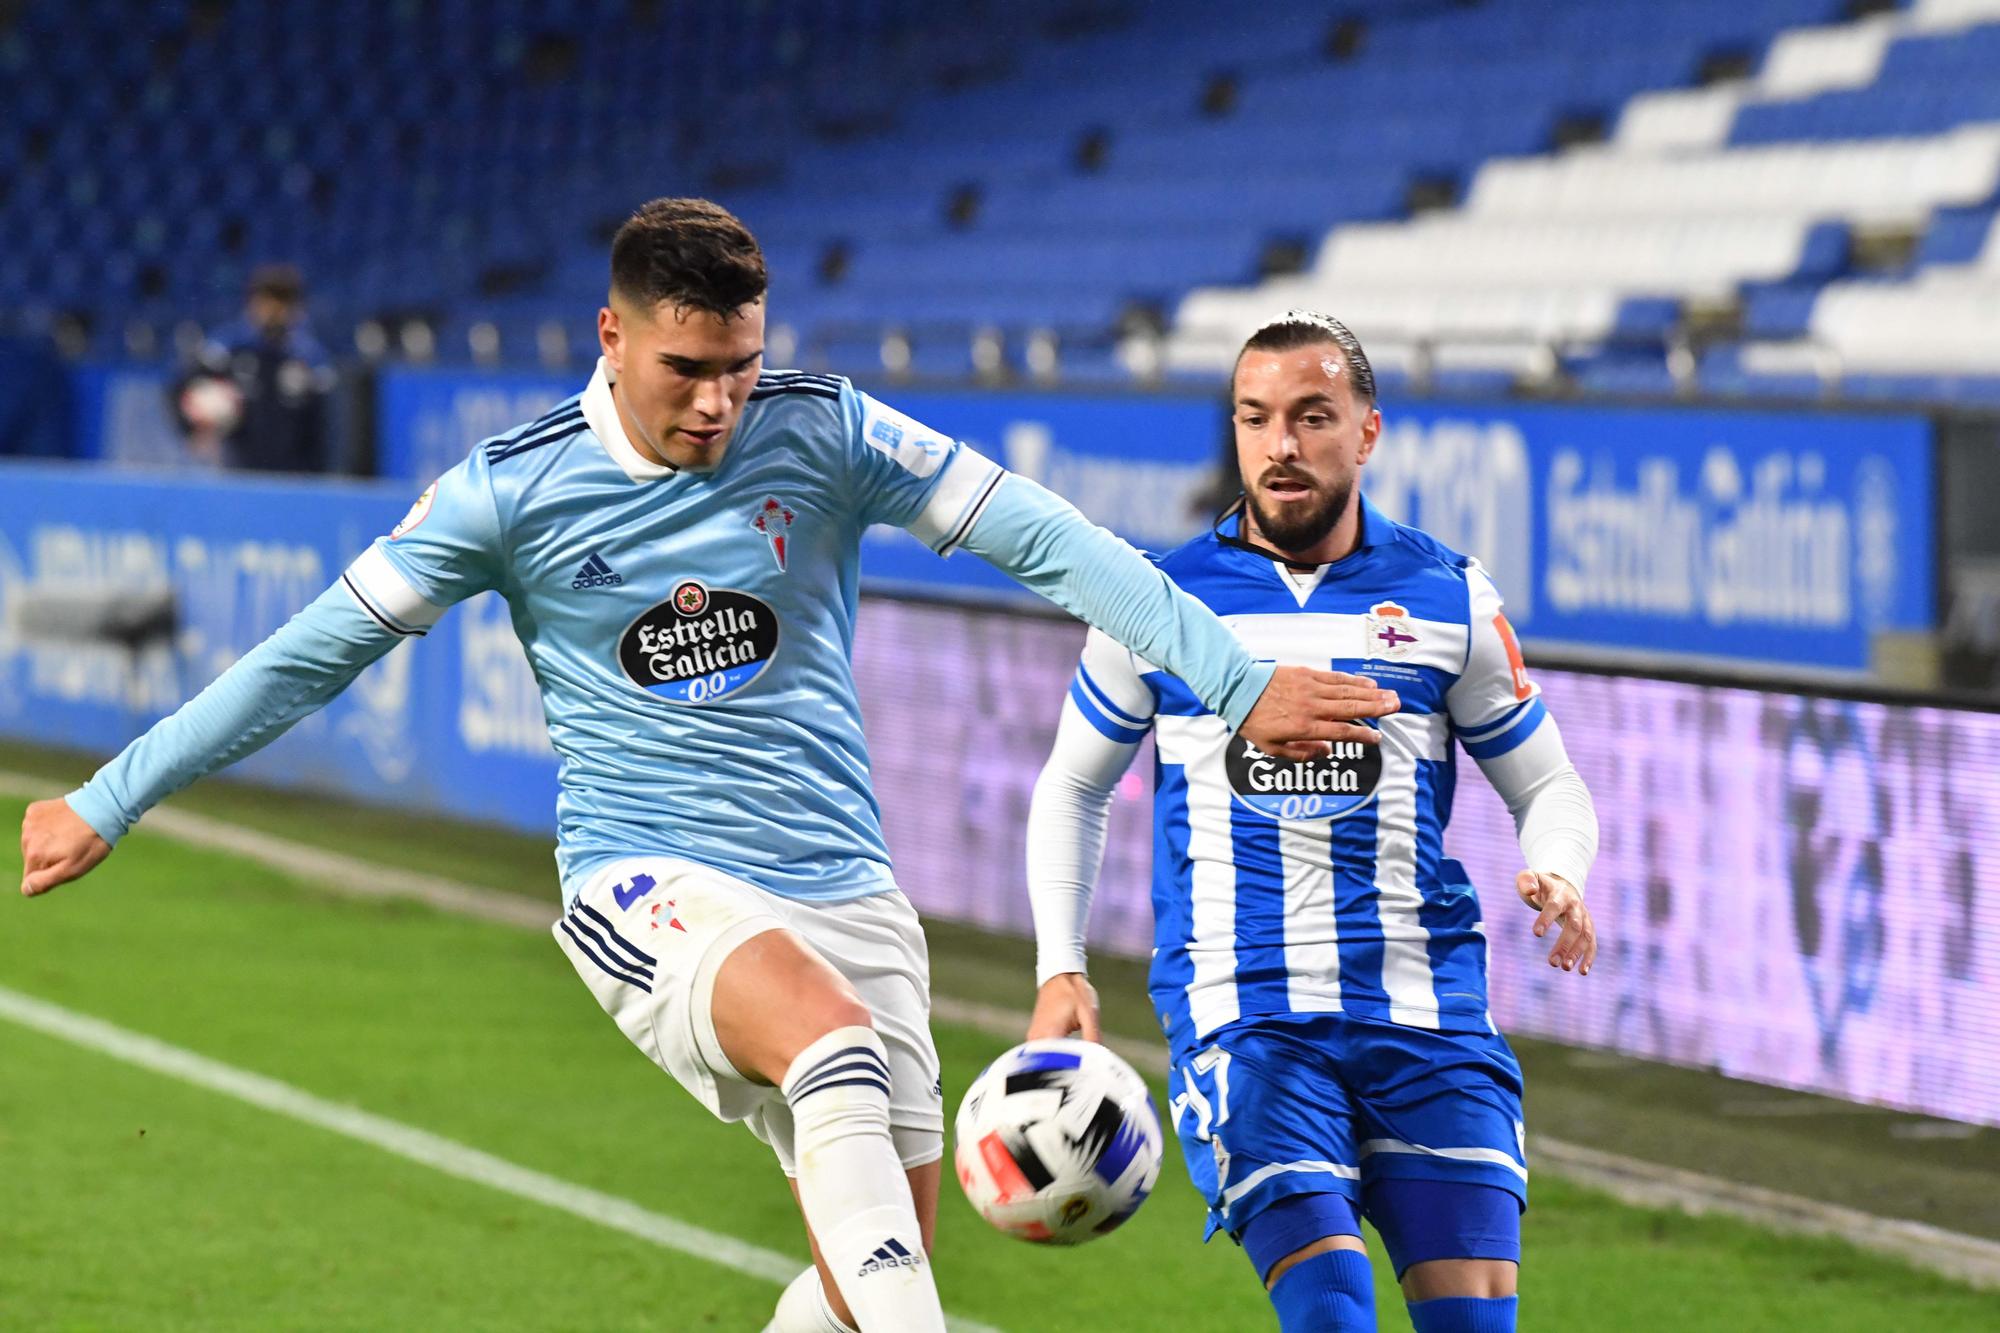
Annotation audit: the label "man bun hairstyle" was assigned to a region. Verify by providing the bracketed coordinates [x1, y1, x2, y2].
[1236, 308, 1377, 405]
[610, 197, 768, 319]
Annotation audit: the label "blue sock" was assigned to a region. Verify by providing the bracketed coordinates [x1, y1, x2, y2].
[1268, 1249, 1375, 1332]
[1407, 1294, 1518, 1333]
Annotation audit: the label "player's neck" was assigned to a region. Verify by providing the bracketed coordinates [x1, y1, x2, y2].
[609, 383, 667, 466]
[1242, 501, 1362, 568]
[610, 382, 710, 471]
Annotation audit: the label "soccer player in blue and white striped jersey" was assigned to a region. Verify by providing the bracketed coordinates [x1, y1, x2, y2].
[1025, 313, 1600, 1333]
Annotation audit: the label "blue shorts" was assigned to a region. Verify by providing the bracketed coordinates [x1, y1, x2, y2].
[1167, 1011, 1527, 1247]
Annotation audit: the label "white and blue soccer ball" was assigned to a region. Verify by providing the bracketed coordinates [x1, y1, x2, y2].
[953, 1037, 1163, 1245]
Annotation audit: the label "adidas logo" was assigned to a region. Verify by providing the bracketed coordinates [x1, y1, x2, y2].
[856, 1237, 923, 1277]
[571, 552, 623, 590]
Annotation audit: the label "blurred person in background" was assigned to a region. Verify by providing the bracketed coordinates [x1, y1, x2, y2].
[172, 263, 335, 473]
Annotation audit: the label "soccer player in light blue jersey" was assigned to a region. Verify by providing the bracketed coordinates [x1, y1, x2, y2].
[18, 204, 1401, 1332]
[1024, 313, 1601, 1332]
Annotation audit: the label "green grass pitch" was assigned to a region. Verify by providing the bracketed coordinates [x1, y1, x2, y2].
[2, 796, 1994, 1330]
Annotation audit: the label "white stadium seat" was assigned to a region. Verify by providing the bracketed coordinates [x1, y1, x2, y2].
[1165, 0, 2000, 386]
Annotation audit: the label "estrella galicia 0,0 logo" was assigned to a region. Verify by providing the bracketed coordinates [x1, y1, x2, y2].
[619, 581, 778, 704]
[1224, 733, 1382, 822]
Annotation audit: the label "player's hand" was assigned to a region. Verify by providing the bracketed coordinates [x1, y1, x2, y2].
[1027, 972, 1102, 1043]
[1517, 870, 1594, 975]
[1240, 666, 1400, 761]
[19, 798, 112, 897]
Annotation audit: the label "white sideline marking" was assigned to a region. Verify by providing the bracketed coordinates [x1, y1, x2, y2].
[0, 983, 1002, 1333]
[7, 770, 1999, 1292]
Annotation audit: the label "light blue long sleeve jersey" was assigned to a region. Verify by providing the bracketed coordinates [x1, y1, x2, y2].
[68, 361, 1274, 904]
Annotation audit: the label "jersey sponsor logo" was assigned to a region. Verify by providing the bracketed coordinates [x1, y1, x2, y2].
[1493, 612, 1532, 699]
[389, 482, 437, 539]
[570, 551, 623, 589]
[618, 580, 779, 704]
[1224, 733, 1382, 822]
[750, 496, 795, 572]
[1364, 600, 1419, 661]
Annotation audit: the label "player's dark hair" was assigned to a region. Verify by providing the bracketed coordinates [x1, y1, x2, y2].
[1233, 309, 1377, 406]
[610, 197, 768, 319]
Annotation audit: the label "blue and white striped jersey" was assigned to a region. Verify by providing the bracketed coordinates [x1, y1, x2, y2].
[1045, 499, 1565, 1052]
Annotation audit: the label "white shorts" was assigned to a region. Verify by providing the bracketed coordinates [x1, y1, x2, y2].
[553, 855, 944, 1176]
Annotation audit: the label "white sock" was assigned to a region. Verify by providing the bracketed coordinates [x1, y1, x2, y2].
[782, 1026, 943, 1332]
[762, 1265, 857, 1333]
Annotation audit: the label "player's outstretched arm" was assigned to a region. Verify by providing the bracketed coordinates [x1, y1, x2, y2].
[43, 459, 502, 881]
[956, 475, 1396, 758]
[45, 580, 410, 879]
[19, 798, 110, 896]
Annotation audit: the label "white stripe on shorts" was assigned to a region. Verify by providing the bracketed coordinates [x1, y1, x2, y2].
[1221, 1158, 1362, 1215]
[1359, 1137, 1529, 1182]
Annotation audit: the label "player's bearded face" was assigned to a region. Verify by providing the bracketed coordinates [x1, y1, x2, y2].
[1232, 345, 1380, 559]
[601, 298, 766, 471]
[1247, 462, 1351, 552]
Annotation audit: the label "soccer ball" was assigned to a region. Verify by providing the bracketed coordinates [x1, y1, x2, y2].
[953, 1037, 1163, 1245]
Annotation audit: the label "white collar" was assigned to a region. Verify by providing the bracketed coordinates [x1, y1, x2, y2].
[582, 357, 677, 484]
[1275, 561, 1331, 608]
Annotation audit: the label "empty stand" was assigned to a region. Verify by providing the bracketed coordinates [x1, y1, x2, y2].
[3, 0, 1997, 402]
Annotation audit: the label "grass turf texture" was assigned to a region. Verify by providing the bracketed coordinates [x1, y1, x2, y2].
[2, 780, 1995, 1327]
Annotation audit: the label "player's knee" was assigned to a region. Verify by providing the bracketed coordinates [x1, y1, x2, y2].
[1401, 1258, 1517, 1301]
[812, 993, 874, 1037]
[712, 928, 874, 1083]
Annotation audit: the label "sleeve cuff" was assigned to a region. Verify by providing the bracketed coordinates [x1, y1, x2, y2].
[1034, 947, 1091, 988]
[1532, 857, 1591, 898]
[65, 786, 129, 847]
[1216, 659, 1277, 733]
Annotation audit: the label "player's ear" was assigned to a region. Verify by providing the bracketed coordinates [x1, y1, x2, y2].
[1356, 406, 1383, 463]
[598, 305, 621, 371]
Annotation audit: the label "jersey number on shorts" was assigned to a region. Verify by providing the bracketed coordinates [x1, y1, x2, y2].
[612, 873, 658, 910]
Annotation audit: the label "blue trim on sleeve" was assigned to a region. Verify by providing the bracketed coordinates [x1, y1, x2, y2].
[1077, 662, 1147, 726]
[1457, 696, 1532, 743]
[1069, 677, 1151, 745]
[1460, 698, 1547, 759]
